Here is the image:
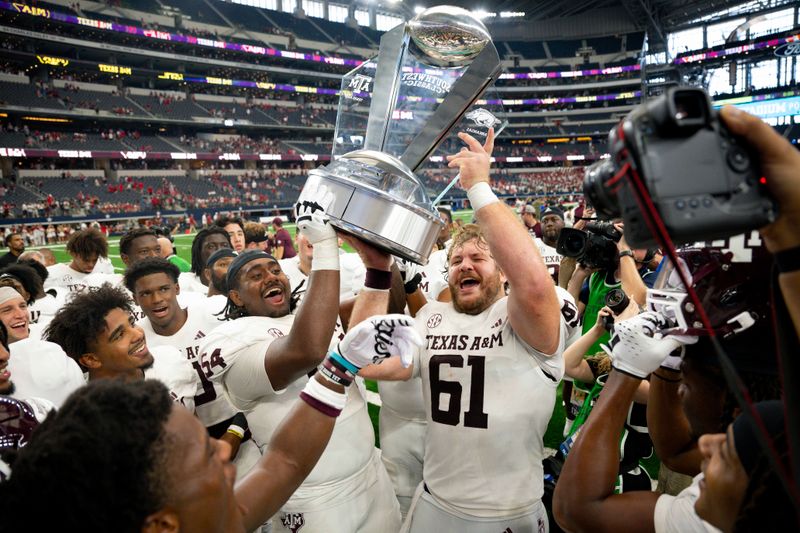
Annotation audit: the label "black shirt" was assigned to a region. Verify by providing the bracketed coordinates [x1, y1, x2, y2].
[0, 251, 19, 268]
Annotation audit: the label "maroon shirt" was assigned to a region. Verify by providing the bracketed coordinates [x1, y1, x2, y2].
[274, 228, 296, 259]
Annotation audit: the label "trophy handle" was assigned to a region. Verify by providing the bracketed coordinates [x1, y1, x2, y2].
[400, 43, 502, 173]
[364, 24, 408, 152]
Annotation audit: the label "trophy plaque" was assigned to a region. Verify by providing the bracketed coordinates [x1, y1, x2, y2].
[299, 5, 504, 264]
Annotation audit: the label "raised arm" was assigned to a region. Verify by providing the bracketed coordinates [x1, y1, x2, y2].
[264, 185, 340, 390]
[447, 130, 560, 354]
[555, 312, 686, 532]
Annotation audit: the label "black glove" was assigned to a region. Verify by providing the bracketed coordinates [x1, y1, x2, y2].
[404, 272, 423, 294]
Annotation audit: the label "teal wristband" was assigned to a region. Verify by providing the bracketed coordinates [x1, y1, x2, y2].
[329, 351, 359, 375]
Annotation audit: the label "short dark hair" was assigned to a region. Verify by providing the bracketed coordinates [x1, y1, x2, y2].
[119, 227, 157, 257]
[437, 206, 453, 224]
[66, 228, 108, 260]
[0, 321, 8, 351]
[0, 379, 174, 532]
[123, 257, 180, 293]
[0, 263, 44, 304]
[4, 232, 20, 246]
[44, 284, 134, 365]
[215, 216, 244, 232]
[190, 227, 231, 277]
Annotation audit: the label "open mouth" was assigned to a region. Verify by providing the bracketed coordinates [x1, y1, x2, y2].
[129, 340, 149, 358]
[9, 321, 27, 334]
[459, 277, 480, 290]
[151, 305, 169, 318]
[262, 285, 285, 305]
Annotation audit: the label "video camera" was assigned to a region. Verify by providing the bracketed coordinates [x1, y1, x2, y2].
[556, 221, 621, 271]
[582, 87, 776, 248]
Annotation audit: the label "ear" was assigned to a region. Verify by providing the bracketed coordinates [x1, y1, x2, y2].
[174, 282, 181, 296]
[228, 288, 243, 307]
[120, 254, 130, 266]
[202, 267, 211, 285]
[141, 509, 180, 533]
[79, 352, 102, 370]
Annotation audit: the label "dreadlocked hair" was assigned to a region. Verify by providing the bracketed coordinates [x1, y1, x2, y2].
[44, 283, 134, 367]
[0, 380, 175, 533]
[190, 227, 231, 277]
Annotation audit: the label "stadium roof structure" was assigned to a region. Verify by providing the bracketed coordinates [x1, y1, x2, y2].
[386, 0, 797, 42]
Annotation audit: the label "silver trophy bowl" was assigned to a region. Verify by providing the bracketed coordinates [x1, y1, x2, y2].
[408, 6, 491, 68]
[304, 151, 443, 265]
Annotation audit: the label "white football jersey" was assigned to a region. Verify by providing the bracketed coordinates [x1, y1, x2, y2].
[418, 248, 449, 301]
[92, 255, 116, 275]
[178, 271, 207, 293]
[533, 237, 563, 284]
[27, 293, 66, 341]
[200, 314, 376, 488]
[279, 252, 365, 303]
[139, 305, 235, 427]
[413, 297, 566, 517]
[144, 345, 198, 413]
[44, 264, 121, 294]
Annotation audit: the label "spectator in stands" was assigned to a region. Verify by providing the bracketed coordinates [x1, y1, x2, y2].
[216, 216, 246, 252]
[0, 232, 25, 268]
[271, 217, 296, 260]
[243, 221, 269, 251]
[119, 228, 161, 267]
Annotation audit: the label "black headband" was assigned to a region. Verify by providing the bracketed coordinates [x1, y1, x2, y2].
[206, 248, 238, 270]
[226, 250, 277, 290]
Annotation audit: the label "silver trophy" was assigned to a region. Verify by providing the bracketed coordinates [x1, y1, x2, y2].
[300, 5, 503, 264]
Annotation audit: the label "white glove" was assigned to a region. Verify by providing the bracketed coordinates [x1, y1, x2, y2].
[295, 181, 336, 245]
[604, 312, 695, 379]
[338, 314, 422, 369]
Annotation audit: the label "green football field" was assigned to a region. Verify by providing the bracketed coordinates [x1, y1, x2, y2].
[31, 210, 569, 451]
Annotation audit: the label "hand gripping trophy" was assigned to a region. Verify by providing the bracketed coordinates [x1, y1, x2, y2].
[298, 5, 504, 264]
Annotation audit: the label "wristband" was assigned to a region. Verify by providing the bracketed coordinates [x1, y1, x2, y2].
[619, 250, 635, 259]
[226, 424, 245, 439]
[329, 350, 359, 375]
[300, 376, 346, 417]
[466, 182, 498, 212]
[774, 245, 800, 273]
[311, 237, 340, 271]
[319, 357, 353, 387]
[364, 268, 392, 290]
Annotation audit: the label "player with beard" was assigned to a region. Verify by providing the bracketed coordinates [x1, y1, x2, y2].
[44, 283, 197, 410]
[200, 183, 402, 532]
[360, 130, 565, 532]
[182, 227, 233, 293]
[535, 206, 565, 284]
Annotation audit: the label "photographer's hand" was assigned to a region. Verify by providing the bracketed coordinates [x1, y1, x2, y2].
[720, 106, 800, 252]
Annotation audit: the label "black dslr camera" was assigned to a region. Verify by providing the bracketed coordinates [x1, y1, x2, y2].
[556, 221, 621, 271]
[602, 288, 630, 331]
[583, 87, 776, 248]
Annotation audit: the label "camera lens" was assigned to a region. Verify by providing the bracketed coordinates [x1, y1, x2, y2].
[562, 232, 586, 256]
[583, 159, 621, 220]
[605, 288, 630, 314]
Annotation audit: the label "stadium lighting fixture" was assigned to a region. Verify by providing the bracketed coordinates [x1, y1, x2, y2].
[413, 5, 425, 14]
[472, 9, 496, 19]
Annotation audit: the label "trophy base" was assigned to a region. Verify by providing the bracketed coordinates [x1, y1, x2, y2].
[303, 155, 443, 265]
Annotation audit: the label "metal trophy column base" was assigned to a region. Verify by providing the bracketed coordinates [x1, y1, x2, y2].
[305, 151, 444, 265]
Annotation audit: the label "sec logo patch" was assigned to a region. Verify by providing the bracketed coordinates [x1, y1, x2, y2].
[427, 314, 442, 328]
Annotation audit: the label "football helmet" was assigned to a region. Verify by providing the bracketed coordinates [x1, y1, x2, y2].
[647, 232, 772, 338]
[0, 396, 49, 451]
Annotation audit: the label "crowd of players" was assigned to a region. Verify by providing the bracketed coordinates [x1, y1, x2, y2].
[0, 106, 796, 532]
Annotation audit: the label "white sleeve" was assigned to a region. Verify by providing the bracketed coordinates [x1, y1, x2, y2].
[200, 333, 280, 410]
[653, 480, 722, 533]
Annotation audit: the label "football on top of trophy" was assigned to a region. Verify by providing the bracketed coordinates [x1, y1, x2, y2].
[408, 5, 491, 68]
